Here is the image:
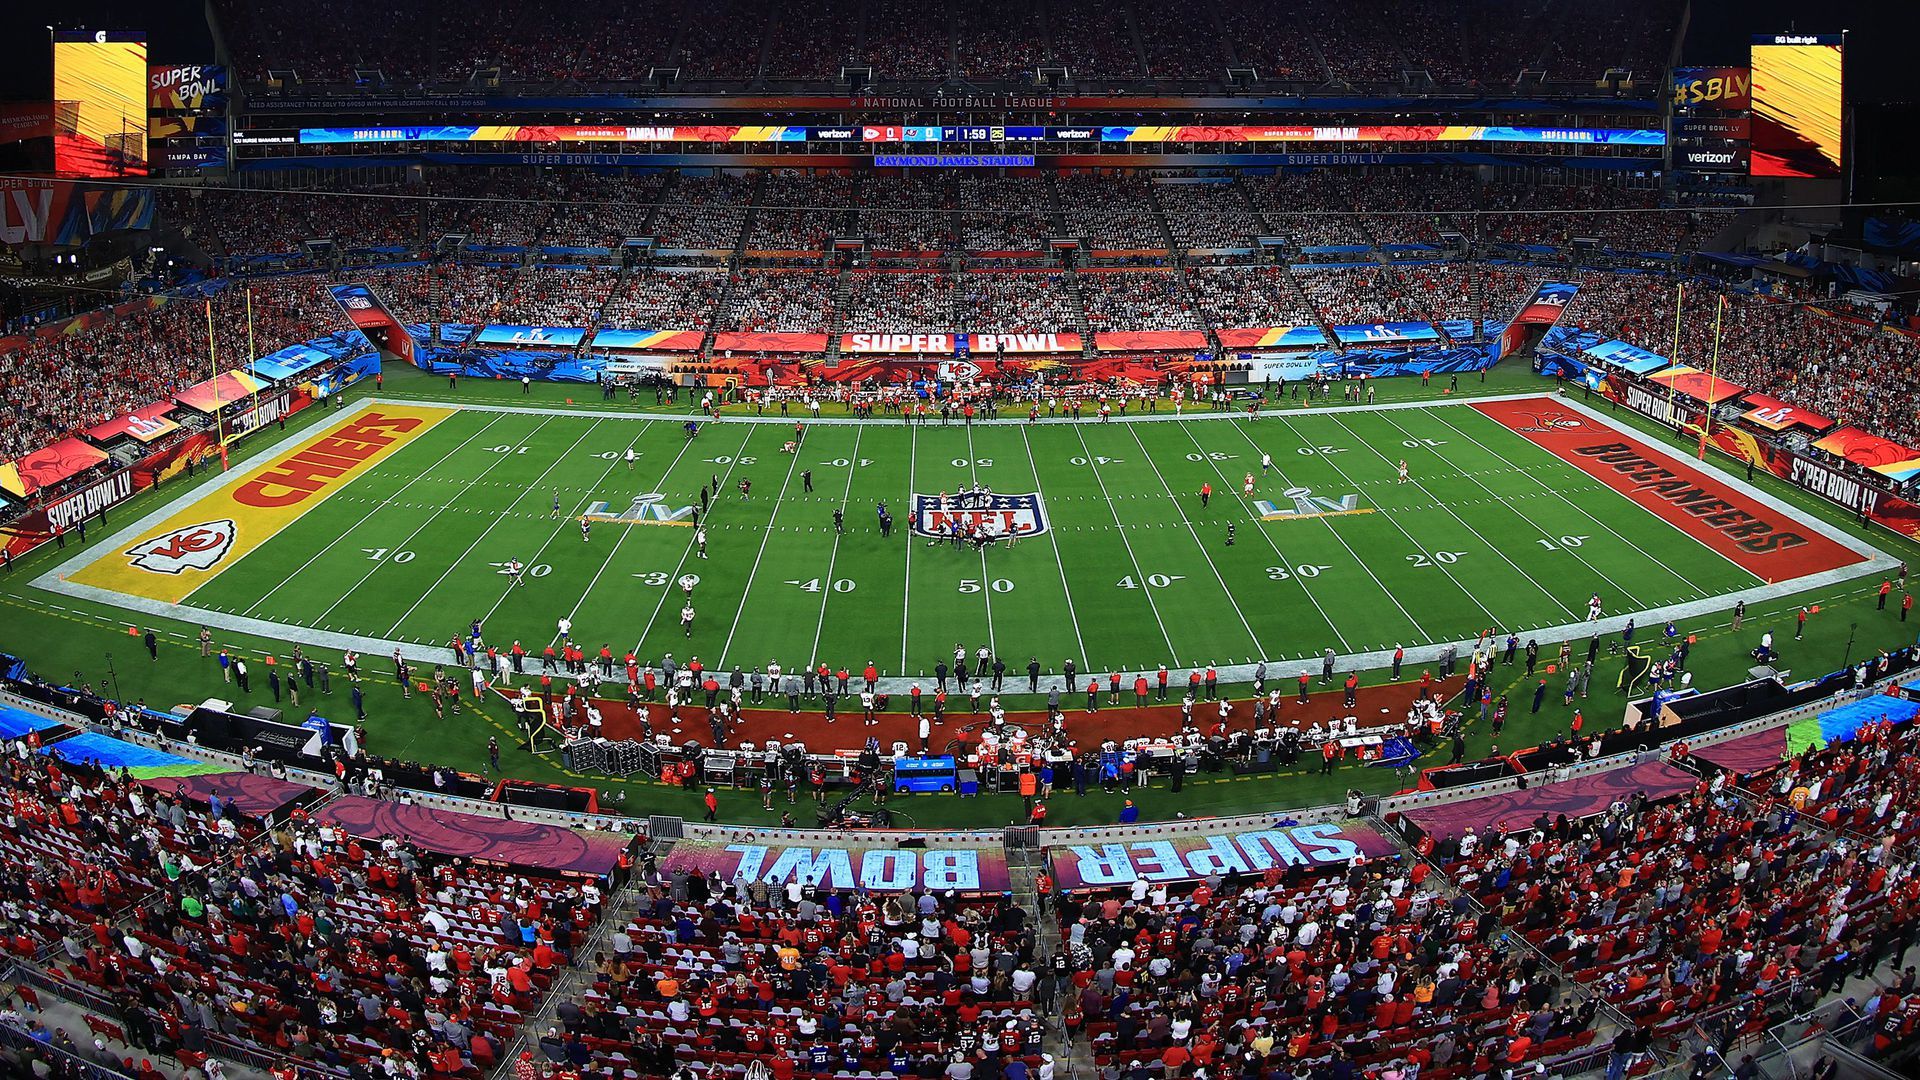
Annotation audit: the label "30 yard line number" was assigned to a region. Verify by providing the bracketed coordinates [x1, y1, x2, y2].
[632, 571, 700, 587]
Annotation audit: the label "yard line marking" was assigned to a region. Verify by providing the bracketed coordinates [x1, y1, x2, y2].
[245, 412, 512, 619]
[1069, 426, 1180, 664]
[1270, 412, 1506, 630]
[521, 420, 666, 634]
[384, 416, 597, 638]
[1327, 412, 1579, 621]
[797, 426, 865, 671]
[1164, 421, 1352, 653]
[628, 426, 757, 660]
[1216, 418, 1427, 640]
[900, 424, 917, 673]
[963, 424, 997, 657]
[1117, 424, 1263, 658]
[1377, 407, 1654, 608]
[1017, 426, 1089, 668]
[718, 424, 815, 667]
[1432, 406, 1757, 591]
[308, 413, 544, 628]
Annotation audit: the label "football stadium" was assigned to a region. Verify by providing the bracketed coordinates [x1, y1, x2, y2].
[0, 2, 1919, 1078]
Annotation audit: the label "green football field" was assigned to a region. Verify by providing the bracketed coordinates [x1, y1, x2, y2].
[56, 393, 1789, 681]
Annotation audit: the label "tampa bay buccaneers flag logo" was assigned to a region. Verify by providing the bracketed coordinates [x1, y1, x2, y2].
[1514, 411, 1586, 433]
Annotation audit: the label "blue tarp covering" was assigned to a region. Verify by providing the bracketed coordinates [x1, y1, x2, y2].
[1583, 339, 1671, 375]
[1816, 696, 1920, 747]
[0, 703, 63, 741]
[40, 732, 203, 770]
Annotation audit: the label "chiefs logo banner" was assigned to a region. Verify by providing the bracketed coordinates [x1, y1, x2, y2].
[124, 519, 236, 575]
[67, 404, 452, 604]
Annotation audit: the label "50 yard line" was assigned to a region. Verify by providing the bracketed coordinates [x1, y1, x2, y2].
[963, 423, 998, 658]
[797, 425, 865, 671]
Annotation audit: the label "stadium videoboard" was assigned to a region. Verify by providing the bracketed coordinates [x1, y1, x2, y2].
[52, 30, 148, 177]
[1750, 34, 1843, 179]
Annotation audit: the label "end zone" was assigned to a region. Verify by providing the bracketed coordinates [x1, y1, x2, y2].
[62, 404, 454, 604]
[1473, 396, 1869, 582]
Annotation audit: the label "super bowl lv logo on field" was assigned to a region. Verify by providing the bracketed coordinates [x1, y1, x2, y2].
[1255, 487, 1372, 521]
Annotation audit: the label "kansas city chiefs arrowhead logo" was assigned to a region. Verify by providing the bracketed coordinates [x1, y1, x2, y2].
[125, 519, 237, 575]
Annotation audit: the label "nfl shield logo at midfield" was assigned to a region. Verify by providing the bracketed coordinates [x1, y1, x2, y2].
[910, 490, 1049, 540]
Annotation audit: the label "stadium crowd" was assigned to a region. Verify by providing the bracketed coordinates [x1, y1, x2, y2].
[1078, 271, 1202, 331]
[721, 271, 840, 335]
[843, 273, 956, 333]
[210, 0, 1682, 87]
[961, 271, 1081, 334]
[1186, 266, 1324, 330]
[748, 175, 855, 253]
[600, 270, 727, 331]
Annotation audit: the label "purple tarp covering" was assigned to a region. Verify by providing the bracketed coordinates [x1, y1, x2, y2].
[1402, 759, 1697, 841]
[138, 771, 316, 818]
[315, 795, 629, 878]
[1692, 728, 1791, 777]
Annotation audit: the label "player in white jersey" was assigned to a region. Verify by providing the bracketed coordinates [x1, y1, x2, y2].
[624, 447, 638, 471]
[508, 559, 525, 586]
[1396, 460, 1409, 484]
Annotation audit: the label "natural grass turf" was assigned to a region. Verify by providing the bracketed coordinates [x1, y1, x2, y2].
[7, 361, 1917, 829]
[180, 391, 1752, 674]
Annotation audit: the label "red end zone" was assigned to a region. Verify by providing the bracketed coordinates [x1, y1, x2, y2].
[1473, 397, 1863, 581]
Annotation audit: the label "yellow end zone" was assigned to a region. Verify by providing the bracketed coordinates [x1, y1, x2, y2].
[68, 404, 454, 603]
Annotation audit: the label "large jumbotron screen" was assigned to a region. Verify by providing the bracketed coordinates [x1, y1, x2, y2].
[51, 29, 148, 177]
[1749, 34, 1843, 179]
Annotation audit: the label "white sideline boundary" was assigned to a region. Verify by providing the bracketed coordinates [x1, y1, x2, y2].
[30, 391, 1900, 690]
